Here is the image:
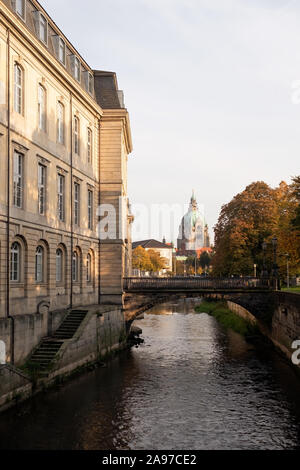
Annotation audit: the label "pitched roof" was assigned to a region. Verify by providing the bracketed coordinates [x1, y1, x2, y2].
[94, 71, 122, 109]
[132, 239, 173, 250]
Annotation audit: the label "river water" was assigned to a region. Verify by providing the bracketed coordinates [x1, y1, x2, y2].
[0, 298, 300, 450]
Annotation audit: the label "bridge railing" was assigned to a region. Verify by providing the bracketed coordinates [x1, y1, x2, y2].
[123, 277, 274, 292]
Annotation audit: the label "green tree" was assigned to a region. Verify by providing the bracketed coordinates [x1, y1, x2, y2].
[199, 251, 211, 271]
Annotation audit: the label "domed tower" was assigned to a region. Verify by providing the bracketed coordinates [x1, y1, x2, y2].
[177, 191, 207, 255]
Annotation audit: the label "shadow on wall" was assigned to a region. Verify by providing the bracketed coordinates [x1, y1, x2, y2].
[0, 341, 5, 364]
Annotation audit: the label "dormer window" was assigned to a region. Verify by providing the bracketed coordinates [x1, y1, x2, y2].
[74, 57, 80, 82]
[88, 72, 93, 94]
[58, 38, 66, 65]
[14, 0, 25, 19]
[34, 11, 48, 45]
[39, 13, 48, 44]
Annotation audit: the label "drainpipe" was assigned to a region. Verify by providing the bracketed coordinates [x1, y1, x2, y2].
[6, 29, 14, 364]
[70, 93, 73, 309]
[98, 117, 101, 305]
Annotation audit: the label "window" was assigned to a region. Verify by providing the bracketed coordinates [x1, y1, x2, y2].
[56, 249, 63, 283]
[87, 254, 92, 283]
[88, 190, 93, 230]
[58, 38, 66, 65]
[10, 242, 20, 282]
[72, 252, 78, 282]
[74, 182, 80, 226]
[14, 64, 23, 114]
[38, 163, 46, 215]
[57, 102, 64, 144]
[57, 174, 65, 221]
[87, 129, 92, 163]
[38, 85, 46, 131]
[74, 57, 80, 82]
[88, 72, 93, 94]
[13, 151, 23, 208]
[15, 0, 25, 19]
[39, 14, 47, 44]
[74, 116, 80, 155]
[35, 246, 44, 283]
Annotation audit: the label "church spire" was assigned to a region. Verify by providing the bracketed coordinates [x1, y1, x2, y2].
[191, 189, 196, 202]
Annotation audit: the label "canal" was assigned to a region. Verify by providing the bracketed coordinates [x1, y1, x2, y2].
[0, 298, 300, 450]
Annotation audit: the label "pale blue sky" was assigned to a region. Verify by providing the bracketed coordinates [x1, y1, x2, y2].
[42, 0, 300, 242]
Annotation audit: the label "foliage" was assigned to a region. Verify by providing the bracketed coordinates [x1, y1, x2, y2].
[132, 246, 167, 273]
[199, 251, 211, 270]
[212, 180, 300, 278]
[195, 300, 259, 336]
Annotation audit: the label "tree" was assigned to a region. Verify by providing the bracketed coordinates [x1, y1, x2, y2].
[212, 179, 300, 278]
[212, 182, 278, 276]
[132, 246, 153, 272]
[147, 249, 168, 273]
[199, 251, 211, 271]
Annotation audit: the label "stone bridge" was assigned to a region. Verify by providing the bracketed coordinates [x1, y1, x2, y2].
[123, 276, 276, 322]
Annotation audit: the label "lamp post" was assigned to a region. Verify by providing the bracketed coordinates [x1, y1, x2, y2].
[272, 236, 279, 290]
[261, 241, 268, 278]
[283, 253, 290, 289]
[194, 255, 197, 277]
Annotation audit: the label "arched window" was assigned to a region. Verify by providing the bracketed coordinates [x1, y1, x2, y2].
[14, 64, 23, 114]
[74, 116, 80, 155]
[10, 242, 20, 282]
[56, 249, 63, 283]
[57, 102, 64, 144]
[87, 253, 92, 283]
[35, 246, 44, 283]
[72, 252, 78, 282]
[38, 84, 46, 131]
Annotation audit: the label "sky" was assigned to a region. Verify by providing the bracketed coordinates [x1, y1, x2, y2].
[41, 0, 300, 243]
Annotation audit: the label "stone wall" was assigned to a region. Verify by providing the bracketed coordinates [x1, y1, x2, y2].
[0, 305, 127, 412]
[0, 310, 66, 365]
[227, 293, 300, 370]
[49, 306, 126, 379]
[0, 365, 32, 410]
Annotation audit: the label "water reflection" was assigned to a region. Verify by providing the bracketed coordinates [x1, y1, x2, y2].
[0, 298, 300, 450]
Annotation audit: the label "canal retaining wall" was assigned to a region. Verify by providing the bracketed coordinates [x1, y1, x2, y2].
[227, 293, 300, 370]
[0, 309, 67, 365]
[0, 305, 127, 413]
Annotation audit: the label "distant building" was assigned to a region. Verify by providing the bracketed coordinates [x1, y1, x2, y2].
[177, 191, 210, 257]
[132, 239, 173, 274]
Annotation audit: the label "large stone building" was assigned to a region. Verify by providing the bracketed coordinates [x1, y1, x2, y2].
[0, 0, 134, 322]
[177, 191, 210, 257]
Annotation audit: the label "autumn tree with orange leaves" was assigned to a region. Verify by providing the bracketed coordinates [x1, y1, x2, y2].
[212, 180, 300, 278]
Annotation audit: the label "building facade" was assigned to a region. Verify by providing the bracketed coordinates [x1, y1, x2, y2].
[0, 0, 133, 319]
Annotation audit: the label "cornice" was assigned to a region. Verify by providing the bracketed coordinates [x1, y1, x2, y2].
[101, 109, 133, 155]
[0, 2, 103, 118]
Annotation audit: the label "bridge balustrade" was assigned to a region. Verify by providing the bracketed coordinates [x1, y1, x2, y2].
[123, 277, 274, 292]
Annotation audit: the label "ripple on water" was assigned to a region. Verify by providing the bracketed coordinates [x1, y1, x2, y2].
[0, 299, 300, 450]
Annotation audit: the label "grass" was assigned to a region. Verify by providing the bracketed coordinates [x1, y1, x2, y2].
[195, 300, 259, 337]
[281, 287, 300, 294]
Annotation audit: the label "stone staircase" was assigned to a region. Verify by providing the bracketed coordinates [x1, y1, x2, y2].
[52, 309, 88, 340]
[29, 310, 88, 372]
